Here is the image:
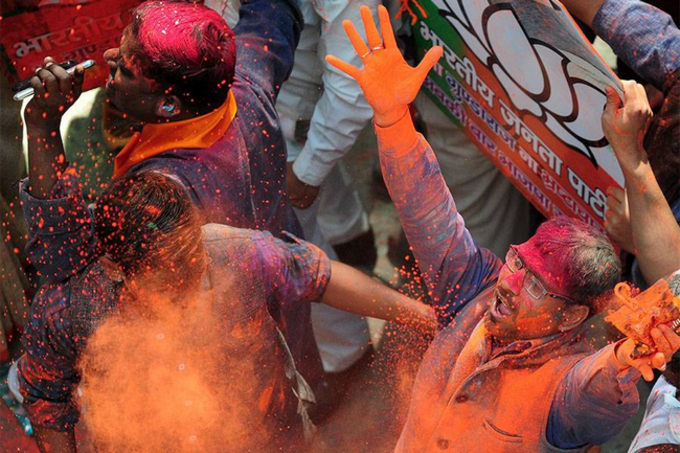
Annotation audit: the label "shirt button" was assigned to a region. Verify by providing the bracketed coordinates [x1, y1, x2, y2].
[455, 394, 468, 403]
[437, 438, 449, 450]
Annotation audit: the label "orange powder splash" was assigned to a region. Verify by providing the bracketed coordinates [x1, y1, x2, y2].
[77, 289, 272, 453]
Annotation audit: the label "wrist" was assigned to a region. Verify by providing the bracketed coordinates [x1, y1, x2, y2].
[374, 107, 409, 128]
[290, 161, 321, 188]
[616, 143, 649, 172]
[25, 119, 61, 135]
[620, 158, 654, 182]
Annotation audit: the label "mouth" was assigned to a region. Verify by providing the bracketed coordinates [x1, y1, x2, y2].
[491, 290, 513, 319]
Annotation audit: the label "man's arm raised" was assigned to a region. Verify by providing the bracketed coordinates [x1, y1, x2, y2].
[326, 6, 501, 324]
[602, 81, 680, 284]
[20, 59, 98, 282]
[24, 57, 84, 198]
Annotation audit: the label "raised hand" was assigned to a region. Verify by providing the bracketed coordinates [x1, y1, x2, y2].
[24, 56, 84, 199]
[602, 80, 653, 173]
[326, 5, 442, 127]
[24, 56, 85, 130]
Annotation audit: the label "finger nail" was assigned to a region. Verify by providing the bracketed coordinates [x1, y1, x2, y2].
[661, 364, 667, 371]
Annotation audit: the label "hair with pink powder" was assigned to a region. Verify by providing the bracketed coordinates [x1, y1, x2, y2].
[130, 0, 236, 111]
[531, 216, 621, 311]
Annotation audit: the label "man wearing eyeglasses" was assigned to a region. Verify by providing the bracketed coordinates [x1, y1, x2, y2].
[327, 5, 680, 451]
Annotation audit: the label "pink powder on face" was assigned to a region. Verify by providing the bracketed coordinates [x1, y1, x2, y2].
[516, 238, 570, 296]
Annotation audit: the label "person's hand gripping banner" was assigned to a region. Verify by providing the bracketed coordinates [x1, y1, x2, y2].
[326, 5, 443, 128]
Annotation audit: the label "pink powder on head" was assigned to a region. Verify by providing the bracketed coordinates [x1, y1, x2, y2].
[133, 1, 236, 97]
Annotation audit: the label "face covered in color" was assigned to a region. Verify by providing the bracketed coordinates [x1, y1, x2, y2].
[103, 28, 168, 123]
[485, 236, 589, 344]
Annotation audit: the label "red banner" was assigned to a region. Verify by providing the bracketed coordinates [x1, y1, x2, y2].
[0, 0, 143, 91]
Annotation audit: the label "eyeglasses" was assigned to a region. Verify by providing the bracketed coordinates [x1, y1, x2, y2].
[504, 247, 577, 304]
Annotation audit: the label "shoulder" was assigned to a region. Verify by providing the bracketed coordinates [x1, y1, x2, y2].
[201, 224, 274, 263]
[423, 291, 492, 373]
[201, 224, 271, 242]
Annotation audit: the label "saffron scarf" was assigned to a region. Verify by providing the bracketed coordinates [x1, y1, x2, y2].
[113, 91, 237, 178]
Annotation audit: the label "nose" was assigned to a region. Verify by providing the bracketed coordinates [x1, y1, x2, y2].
[103, 48, 120, 68]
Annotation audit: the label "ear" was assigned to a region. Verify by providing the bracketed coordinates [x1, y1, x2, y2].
[155, 95, 182, 118]
[558, 304, 590, 332]
[99, 256, 125, 282]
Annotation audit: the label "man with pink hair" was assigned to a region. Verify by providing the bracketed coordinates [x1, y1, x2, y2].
[328, 5, 680, 451]
[21, 0, 328, 395]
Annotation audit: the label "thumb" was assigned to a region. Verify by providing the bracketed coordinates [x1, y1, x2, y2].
[326, 55, 361, 81]
[414, 46, 443, 83]
[603, 85, 621, 118]
[72, 65, 86, 98]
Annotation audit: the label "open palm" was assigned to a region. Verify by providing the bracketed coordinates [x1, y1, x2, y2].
[327, 5, 443, 127]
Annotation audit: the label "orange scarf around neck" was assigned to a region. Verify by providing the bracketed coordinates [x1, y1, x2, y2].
[113, 91, 237, 178]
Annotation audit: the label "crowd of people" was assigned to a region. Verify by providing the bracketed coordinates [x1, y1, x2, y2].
[0, 0, 679, 452]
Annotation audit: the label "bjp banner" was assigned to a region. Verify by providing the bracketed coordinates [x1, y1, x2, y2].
[0, 0, 143, 91]
[411, 0, 624, 230]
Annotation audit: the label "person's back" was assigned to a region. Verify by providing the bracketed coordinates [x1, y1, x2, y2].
[18, 173, 323, 452]
[70, 225, 312, 452]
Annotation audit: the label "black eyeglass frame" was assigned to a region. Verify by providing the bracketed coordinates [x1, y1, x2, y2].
[504, 246, 580, 305]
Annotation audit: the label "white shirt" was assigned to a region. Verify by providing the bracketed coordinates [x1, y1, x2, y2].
[629, 375, 680, 452]
[278, 0, 380, 187]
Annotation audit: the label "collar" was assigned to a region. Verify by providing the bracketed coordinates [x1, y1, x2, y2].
[487, 321, 590, 365]
[113, 91, 237, 178]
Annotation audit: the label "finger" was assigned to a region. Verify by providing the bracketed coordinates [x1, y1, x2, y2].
[342, 20, 370, 60]
[378, 5, 398, 50]
[622, 80, 637, 107]
[634, 82, 646, 104]
[72, 65, 85, 99]
[607, 186, 625, 204]
[659, 324, 680, 351]
[46, 61, 73, 96]
[603, 218, 618, 238]
[36, 68, 59, 98]
[326, 55, 362, 80]
[29, 76, 45, 99]
[652, 352, 667, 370]
[651, 327, 673, 358]
[414, 46, 443, 82]
[361, 5, 383, 49]
[606, 194, 621, 212]
[603, 85, 622, 119]
[635, 82, 653, 117]
[638, 363, 654, 382]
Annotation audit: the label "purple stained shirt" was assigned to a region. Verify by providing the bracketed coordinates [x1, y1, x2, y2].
[592, 0, 680, 90]
[18, 218, 331, 433]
